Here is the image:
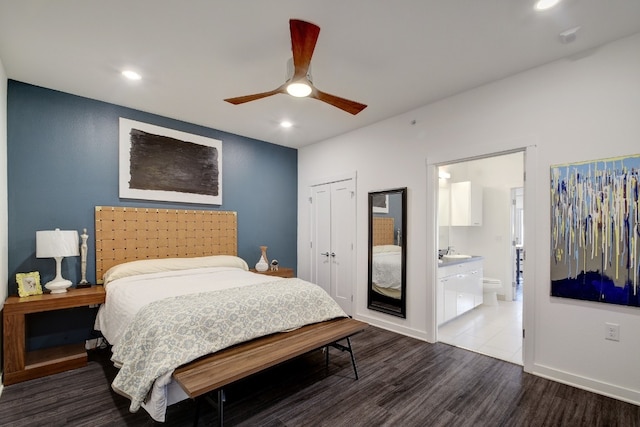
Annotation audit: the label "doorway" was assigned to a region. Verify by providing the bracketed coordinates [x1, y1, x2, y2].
[436, 151, 524, 365]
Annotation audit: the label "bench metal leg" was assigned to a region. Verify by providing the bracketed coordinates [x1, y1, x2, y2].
[192, 335, 361, 426]
[192, 389, 226, 427]
[324, 345, 329, 371]
[328, 337, 359, 380]
[218, 389, 225, 427]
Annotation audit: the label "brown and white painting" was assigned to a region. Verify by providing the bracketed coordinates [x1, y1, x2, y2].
[119, 118, 222, 204]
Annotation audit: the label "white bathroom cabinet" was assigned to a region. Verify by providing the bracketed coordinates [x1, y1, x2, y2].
[450, 181, 482, 226]
[437, 259, 483, 325]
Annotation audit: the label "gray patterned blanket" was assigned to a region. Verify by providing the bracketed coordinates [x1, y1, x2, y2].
[110, 278, 346, 412]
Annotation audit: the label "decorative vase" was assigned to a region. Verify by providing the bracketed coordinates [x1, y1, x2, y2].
[255, 245, 269, 272]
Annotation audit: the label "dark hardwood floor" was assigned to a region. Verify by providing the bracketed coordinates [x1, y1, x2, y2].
[1, 326, 638, 426]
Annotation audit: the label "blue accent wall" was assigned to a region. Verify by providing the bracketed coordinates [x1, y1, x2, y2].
[7, 80, 298, 348]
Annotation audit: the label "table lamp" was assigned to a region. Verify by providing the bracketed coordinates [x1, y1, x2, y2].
[36, 228, 80, 293]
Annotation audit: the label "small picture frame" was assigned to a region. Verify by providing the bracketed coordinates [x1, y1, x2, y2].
[16, 271, 43, 297]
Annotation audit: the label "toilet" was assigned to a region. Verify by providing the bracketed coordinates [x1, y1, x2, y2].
[482, 277, 502, 306]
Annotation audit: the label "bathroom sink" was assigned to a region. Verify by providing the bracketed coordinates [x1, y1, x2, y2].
[442, 254, 472, 261]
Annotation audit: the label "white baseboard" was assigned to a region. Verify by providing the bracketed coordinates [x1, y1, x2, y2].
[353, 314, 431, 343]
[353, 315, 639, 407]
[533, 363, 640, 406]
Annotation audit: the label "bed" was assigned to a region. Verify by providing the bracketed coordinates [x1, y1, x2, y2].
[371, 217, 402, 299]
[93, 206, 361, 422]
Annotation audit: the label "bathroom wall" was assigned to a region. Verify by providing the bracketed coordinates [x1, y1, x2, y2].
[447, 152, 524, 301]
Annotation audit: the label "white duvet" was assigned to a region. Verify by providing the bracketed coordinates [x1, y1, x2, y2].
[94, 255, 345, 422]
[96, 266, 279, 347]
[372, 245, 402, 290]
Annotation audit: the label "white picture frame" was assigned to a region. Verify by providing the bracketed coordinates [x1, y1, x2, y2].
[119, 118, 222, 205]
[372, 194, 389, 213]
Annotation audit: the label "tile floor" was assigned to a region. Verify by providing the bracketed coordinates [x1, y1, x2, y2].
[438, 298, 523, 365]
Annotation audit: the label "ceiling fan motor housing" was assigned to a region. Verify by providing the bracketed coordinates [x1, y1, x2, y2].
[286, 57, 312, 83]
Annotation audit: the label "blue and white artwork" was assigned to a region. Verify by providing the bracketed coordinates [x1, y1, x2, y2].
[550, 154, 640, 307]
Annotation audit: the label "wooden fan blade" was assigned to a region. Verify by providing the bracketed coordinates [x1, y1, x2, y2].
[224, 86, 285, 105]
[310, 88, 367, 115]
[290, 19, 320, 80]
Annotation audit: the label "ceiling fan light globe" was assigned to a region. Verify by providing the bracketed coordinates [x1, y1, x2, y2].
[287, 82, 312, 97]
[534, 0, 561, 11]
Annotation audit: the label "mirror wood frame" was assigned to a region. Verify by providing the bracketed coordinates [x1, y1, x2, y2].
[367, 187, 407, 318]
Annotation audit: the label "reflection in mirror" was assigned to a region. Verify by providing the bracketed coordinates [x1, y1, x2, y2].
[368, 187, 407, 318]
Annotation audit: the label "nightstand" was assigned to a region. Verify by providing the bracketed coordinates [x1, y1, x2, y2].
[249, 267, 294, 278]
[3, 285, 106, 385]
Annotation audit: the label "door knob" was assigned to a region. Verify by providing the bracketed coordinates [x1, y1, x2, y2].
[320, 252, 330, 256]
[331, 252, 336, 257]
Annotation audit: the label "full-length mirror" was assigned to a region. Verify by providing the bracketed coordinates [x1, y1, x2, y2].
[368, 187, 407, 318]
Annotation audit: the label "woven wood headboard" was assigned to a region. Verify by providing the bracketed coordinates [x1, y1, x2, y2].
[95, 206, 238, 283]
[372, 217, 395, 246]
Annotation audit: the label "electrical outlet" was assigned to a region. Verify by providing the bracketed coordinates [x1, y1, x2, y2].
[605, 322, 620, 341]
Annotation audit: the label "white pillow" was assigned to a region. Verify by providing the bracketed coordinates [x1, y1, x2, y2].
[103, 255, 249, 284]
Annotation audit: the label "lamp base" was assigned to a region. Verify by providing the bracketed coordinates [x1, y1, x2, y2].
[45, 279, 73, 294]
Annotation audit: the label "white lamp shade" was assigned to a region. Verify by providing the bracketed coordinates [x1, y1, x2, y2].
[36, 229, 80, 258]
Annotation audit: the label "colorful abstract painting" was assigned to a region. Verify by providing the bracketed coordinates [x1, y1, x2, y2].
[551, 154, 640, 307]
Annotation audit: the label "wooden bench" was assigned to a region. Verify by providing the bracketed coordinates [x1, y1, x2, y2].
[173, 317, 368, 426]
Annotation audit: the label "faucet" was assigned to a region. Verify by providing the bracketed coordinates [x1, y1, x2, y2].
[447, 246, 455, 255]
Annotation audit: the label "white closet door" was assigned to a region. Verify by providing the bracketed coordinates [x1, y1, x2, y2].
[330, 180, 354, 314]
[311, 184, 332, 294]
[310, 178, 354, 315]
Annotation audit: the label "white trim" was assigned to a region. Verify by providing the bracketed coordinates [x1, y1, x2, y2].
[356, 313, 430, 343]
[425, 158, 439, 344]
[521, 144, 537, 374]
[533, 363, 640, 405]
[427, 143, 537, 375]
[308, 171, 357, 188]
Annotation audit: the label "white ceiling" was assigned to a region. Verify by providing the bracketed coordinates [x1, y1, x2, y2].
[1, 1, 639, 149]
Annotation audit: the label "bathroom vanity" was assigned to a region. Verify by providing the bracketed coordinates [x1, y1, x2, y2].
[437, 256, 483, 325]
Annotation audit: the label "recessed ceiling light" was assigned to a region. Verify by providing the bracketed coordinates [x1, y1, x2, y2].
[535, 0, 561, 11]
[280, 121, 293, 128]
[122, 70, 141, 80]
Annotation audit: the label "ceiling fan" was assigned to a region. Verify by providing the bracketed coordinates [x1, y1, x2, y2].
[224, 19, 367, 115]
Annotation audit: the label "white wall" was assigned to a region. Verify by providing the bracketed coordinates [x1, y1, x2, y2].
[298, 33, 640, 404]
[0, 56, 7, 310]
[0, 55, 7, 388]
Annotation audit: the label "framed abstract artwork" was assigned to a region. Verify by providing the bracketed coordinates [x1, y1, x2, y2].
[119, 118, 222, 205]
[372, 194, 389, 213]
[550, 154, 640, 307]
